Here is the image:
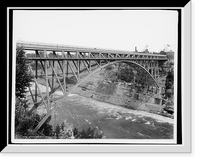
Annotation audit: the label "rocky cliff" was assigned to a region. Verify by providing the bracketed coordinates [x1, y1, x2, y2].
[73, 65, 162, 114]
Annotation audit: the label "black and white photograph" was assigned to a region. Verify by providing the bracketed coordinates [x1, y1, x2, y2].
[13, 9, 177, 142]
[2, 3, 192, 153]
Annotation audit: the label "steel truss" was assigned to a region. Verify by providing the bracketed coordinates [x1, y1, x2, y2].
[17, 41, 167, 132]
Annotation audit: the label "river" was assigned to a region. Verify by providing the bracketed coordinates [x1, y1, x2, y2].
[49, 94, 174, 139]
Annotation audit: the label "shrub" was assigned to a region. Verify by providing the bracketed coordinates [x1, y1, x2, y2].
[73, 127, 103, 139]
[15, 99, 103, 139]
[16, 46, 33, 98]
[15, 98, 53, 137]
[117, 65, 135, 83]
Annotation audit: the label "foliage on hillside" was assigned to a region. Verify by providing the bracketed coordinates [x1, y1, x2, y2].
[16, 47, 33, 98]
[96, 80, 117, 95]
[54, 125, 103, 139]
[102, 63, 156, 94]
[117, 64, 135, 83]
[15, 98, 53, 137]
[165, 71, 174, 99]
[15, 98, 103, 139]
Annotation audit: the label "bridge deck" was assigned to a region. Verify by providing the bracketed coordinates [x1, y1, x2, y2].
[25, 57, 167, 61]
[17, 41, 167, 59]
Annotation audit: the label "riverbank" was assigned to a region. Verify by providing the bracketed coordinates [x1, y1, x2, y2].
[26, 82, 173, 125]
[24, 82, 174, 139]
[26, 82, 173, 129]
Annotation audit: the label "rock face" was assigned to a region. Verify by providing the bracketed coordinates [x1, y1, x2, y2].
[73, 66, 162, 114]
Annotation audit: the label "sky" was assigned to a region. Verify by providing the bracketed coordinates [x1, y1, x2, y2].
[13, 10, 178, 53]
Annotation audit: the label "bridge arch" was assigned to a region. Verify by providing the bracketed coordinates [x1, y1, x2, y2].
[34, 60, 159, 132]
[76, 60, 159, 89]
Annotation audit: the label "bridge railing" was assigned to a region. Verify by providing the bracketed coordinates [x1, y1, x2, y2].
[17, 41, 168, 60]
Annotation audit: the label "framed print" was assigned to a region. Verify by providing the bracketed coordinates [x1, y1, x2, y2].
[2, 1, 191, 153]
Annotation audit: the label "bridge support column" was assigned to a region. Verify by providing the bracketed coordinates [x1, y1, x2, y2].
[62, 51, 66, 94]
[152, 61, 155, 79]
[34, 50, 40, 105]
[152, 61, 154, 77]
[50, 52, 54, 109]
[150, 61, 153, 76]
[154, 67, 157, 80]
[44, 50, 50, 112]
[35, 60, 38, 104]
[153, 61, 158, 81]
[77, 60, 80, 79]
[149, 61, 152, 75]
[89, 60, 91, 72]
[157, 61, 159, 80]
[157, 87, 162, 99]
[146, 61, 150, 73]
[52, 51, 56, 94]
[145, 61, 148, 72]
[66, 52, 69, 85]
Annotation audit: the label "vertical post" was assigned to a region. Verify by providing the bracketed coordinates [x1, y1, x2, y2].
[52, 51, 55, 92]
[77, 51, 80, 79]
[157, 87, 162, 99]
[89, 52, 91, 72]
[35, 60, 38, 103]
[89, 60, 91, 72]
[154, 61, 156, 79]
[146, 61, 149, 73]
[50, 51, 55, 109]
[157, 61, 159, 82]
[66, 60, 68, 80]
[77, 60, 80, 79]
[138, 60, 140, 66]
[149, 63, 152, 74]
[62, 51, 66, 94]
[34, 50, 39, 104]
[99, 53, 101, 66]
[66, 52, 69, 81]
[155, 63, 158, 81]
[44, 50, 50, 112]
[66, 52, 69, 85]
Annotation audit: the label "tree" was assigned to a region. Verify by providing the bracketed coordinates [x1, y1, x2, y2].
[117, 65, 135, 83]
[116, 63, 155, 93]
[160, 50, 167, 55]
[73, 127, 103, 139]
[30, 61, 43, 71]
[165, 71, 174, 89]
[165, 71, 174, 99]
[16, 46, 33, 99]
[15, 108, 53, 137]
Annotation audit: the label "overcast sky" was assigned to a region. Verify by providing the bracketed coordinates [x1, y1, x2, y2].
[13, 10, 178, 53]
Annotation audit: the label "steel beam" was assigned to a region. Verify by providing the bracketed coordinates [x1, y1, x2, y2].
[25, 57, 168, 61]
[35, 60, 38, 103]
[62, 51, 67, 94]
[44, 50, 50, 112]
[68, 61, 79, 82]
[17, 41, 167, 58]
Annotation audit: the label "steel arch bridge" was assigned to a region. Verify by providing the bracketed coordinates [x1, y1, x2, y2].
[16, 41, 168, 132]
